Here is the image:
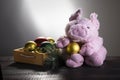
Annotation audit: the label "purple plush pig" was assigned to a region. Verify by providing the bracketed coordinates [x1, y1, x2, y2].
[56, 9, 107, 68]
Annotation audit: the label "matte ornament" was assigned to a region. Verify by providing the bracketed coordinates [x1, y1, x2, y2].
[66, 42, 80, 54]
[24, 41, 37, 52]
[34, 37, 48, 46]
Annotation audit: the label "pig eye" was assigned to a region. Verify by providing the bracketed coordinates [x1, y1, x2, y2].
[87, 26, 90, 29]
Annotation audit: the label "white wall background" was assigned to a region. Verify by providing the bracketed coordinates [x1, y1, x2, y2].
[0, 0, 120, 56]
[20, 0, 75, 40]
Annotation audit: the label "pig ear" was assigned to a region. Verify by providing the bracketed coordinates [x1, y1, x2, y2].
[69, 9, 82, 21]
[90, 12, 100, 30]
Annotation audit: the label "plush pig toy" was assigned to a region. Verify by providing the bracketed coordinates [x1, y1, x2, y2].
[56, 9, 107, 68]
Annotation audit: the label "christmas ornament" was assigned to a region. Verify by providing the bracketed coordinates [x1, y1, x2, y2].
[47, 37, 55, 44]
[34, 37, 48, 46]
[40, 41, 55, 53]
[34, 47, 42, 53]
[24, 41, 37, 52]
[66, 42, 80, 54]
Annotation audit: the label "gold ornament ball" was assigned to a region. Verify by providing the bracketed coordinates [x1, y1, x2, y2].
[47, 37, 55, 44]
[24, 41, 37, 52]
[66, 42, 80, 54]
[34, 47, 42, 53]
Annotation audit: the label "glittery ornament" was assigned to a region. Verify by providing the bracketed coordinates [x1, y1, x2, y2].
[40, 41, 55, 53]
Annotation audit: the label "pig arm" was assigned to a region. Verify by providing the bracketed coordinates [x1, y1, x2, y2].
[80, 37, 103, 56]
[56, 36, 70, 48]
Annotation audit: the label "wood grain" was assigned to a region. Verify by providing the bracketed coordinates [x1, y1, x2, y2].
[1, 56, 120, 80]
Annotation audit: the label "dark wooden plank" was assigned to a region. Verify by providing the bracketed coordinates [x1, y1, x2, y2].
[1, 56, 120, 80]
[0, 65, 3, 80]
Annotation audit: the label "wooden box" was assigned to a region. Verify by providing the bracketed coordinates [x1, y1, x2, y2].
[13, 48, 48, 66]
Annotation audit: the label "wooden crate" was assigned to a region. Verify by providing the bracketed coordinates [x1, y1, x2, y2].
[13, 48, 48, 66]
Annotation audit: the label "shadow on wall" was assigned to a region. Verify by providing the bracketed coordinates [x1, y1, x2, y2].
[0, 0, 39, 56]
[0, 0, 120, 56]
[71, 0, 120, 56]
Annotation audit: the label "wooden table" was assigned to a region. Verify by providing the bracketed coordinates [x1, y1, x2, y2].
[0, 65, 3, 80]
[0, 56, 120, 80]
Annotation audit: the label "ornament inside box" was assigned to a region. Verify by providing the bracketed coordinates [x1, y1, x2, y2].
[13, 37, 62, 69]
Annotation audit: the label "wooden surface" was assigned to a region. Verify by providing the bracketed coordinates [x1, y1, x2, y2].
[0, 56, 120, 80]
[0, 65, 3, 80]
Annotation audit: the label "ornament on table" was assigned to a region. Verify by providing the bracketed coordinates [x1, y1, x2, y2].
[28, 37, 63, 68]
[24, 41, 37, 52]
[56, 9, 107, 68]
[39, 41, 55, 53]
[35, 37, 61, 69]
[47, 37, 55, 44]
[14, 36, 62, 69]
[34, 37, 48, 46]
[34, 47, 42, 53]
